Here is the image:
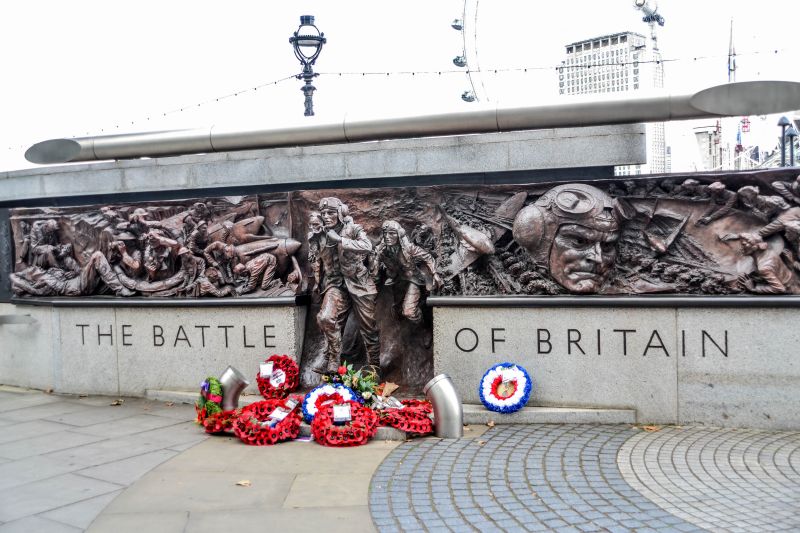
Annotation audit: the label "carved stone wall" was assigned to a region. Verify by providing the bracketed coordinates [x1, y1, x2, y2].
[9, 171, 800, 393]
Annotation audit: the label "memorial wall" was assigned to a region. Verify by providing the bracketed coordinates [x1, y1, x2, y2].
[1, 126, 799, 429]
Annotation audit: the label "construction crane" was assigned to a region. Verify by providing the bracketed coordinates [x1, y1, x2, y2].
[633, 0, 665, 53]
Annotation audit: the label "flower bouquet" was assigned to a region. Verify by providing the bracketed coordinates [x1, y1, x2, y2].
[321, 363, 380, 405]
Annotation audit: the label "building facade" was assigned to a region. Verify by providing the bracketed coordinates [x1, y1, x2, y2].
[559, 31, 666, 175]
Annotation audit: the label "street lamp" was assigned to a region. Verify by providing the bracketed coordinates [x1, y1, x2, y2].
[787, 126, 798, 167]
[778, 116, 790, 166]
[289, 15, 326, 117]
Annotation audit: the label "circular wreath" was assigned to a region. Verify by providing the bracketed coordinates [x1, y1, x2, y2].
[478, 362, 532, 413]
[302, 383, 359, 423]
[233, 398, 302, 445]
[202, 410, 238, 435]
[256, 355, 300, 399]
[195, 376, 223, 423]
[311, 400, 378, 447]
[379, 399, 434, 436]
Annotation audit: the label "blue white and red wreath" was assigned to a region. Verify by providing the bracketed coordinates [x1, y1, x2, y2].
[478, 362, 532, 413]
[302, 383, 359, 423]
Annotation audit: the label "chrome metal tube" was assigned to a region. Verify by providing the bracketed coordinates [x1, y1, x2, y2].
[424, 374, 463, 439]
[219, 365, 250, 411]
[25, 81, 800, 164]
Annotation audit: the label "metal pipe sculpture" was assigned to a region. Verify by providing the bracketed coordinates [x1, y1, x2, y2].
[25, 81, 800, 164]
[219, 365, 250, 411]
[424, 374, 463, 439]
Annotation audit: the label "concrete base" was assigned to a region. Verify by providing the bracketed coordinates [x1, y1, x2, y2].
[434, 305, 800, 430]
[0, 303, 306, 397]
[462, 404, 636, 425]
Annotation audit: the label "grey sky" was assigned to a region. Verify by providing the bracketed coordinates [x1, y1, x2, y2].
[1, 0, 798, 172]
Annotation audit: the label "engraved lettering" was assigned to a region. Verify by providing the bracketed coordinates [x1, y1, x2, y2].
[537, 329, 552, 354]
[263, 325, 276, 348]
[76, 324, 89, 345]
[153, 325, 164, 347]
[174, 325, 191, 347]
[643, 329, 670, 357]
[218, 325, 233, 348]
[243, 325, 255, 348]
[97, 324, 113, 346]
[702, 330, 728, 357]
[195, 325, 209, 347]
[613, 329, 636, 356]
[491, 328, 505, 353]
[121, 324, 133, 346]
[455, 328, 479, 353]
[567, 329, 585, 355]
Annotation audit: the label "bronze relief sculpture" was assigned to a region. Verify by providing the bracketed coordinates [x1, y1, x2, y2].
[10, 196, 302, 299]
[11, 173, 800, 301]
[9, 170, 800, 391]
[310, 197, 380, 373]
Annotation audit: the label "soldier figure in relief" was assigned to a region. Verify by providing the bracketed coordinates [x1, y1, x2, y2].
[312, 197, 380, 373]
[374, 220, 442, 325]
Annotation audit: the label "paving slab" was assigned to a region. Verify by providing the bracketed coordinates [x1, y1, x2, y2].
[77, 449, 179, 485]
[184, 507, 376, 533]
[102, 472, 294, 513]
[0, 455, 85, 492]
[43, 404, 151, 427]
[0, 392, 61, 411]
[0, 430, 106, 460]
[86, 511, 189, 533]
[2, 401, 94, 423]
[285, 473, 374, 508]
[0, 419, 76, 444]
[0, 473, 122, 523]
[0, 515, 82, 532]
[40, 490, 123, 530]
[45, 432, 188, 470]
[0, 389, 204, 529]
[71, 414, 187, 438]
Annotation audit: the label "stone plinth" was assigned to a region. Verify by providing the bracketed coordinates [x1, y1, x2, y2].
[0, 301, 306, 397]
[433, 303, 800, 430]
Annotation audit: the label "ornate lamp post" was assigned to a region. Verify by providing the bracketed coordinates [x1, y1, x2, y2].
[787, 126, 798, 167]
[289, 16, 326, 117]
[778, 116, 790, 166]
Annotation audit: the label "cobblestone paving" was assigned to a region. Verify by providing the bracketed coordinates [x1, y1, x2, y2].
[617, 426, 800, 532]
[370, 425, 698, 532]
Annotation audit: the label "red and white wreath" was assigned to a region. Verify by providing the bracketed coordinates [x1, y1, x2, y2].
[256, 354, 300, 399]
